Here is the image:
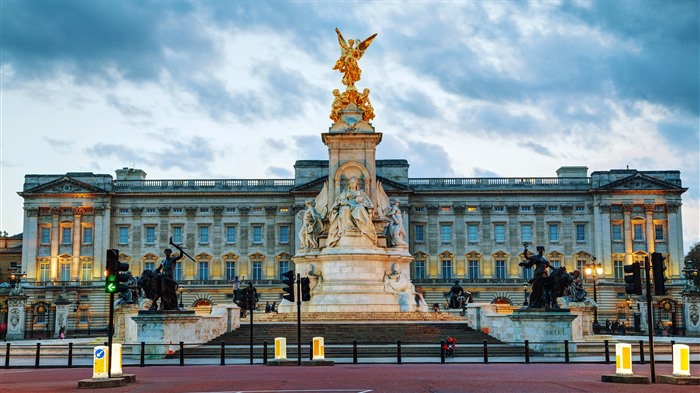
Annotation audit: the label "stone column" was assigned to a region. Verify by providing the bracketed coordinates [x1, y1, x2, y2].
[454, 205, 466, 277]
[72, 208, 83, 281]
[599, 205, 612, 273]
[427, 205, 439, 277]
[667, 203, 683, 277]
[6, 294, 29, 340]
[238, 207, 250, 278]
[212, 206, 224, 280]
[184, 206, 197, 280]
[50, 207, 61, 281]
[93, 207, 107, 280]
[622, 204, 633, 264]
[22, 207, 39, 282]
[644, 203, 655, 254]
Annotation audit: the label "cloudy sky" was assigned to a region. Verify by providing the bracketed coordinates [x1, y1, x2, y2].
[1, 0, 698, 252]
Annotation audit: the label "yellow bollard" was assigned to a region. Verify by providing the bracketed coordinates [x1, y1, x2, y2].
[673, 344, 691, 377]
[275, 337, 287, 360]
[615, 343, 633, 375]
[312, 337, 325, 360]
[110, 343, 123, 376]
[92, 346, 109, 379]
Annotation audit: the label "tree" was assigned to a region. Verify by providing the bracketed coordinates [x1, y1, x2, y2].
[685, 242, 700, 288]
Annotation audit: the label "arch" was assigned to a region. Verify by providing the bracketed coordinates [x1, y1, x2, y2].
[334, 161, 371, 196]
[492, 297, 512, 305]
[192, 298, 213, 307]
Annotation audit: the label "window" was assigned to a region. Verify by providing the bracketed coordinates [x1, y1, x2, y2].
[654, 224, 664, 241]
[198, 262, 209, 280]
[145, 226, 156, 244]
[78, 308, 89, 324]
[252, 207, 263, 213]
[550, 260, 561, 268]
[172, 208, 183, 214]
[225, 207, 236, 213]
[521, 224, 532, 243]
[81, 262, 92, 282]
[199, 207, 210, 213]
[39, 263, 50, 282]
[119, 208, 129, 214]
[82, 227, 93, 244]
[495, 260, 506, 280]
[613, 260, 623, 280]
[493, 206, 504, 212]
[440, 206, 452, 212]
[494, 224, 505, 243]
[279, 261, 290, 280]
[467, 224, 478, 243]
[118, 227, 129, 245]
[468, 260, 479, 279]
[440, 224, 451, 243]
[173, 262, 182, 281]
[252, 261, 262, 280]
[60, 263, 71, 281]
[577, 260, 587, 276]
[441, 260, 452, 279]
[414, 206, 425, 213]
[40, 227, 50, 245]
[172, 226, 183, 244]
[279, 207, 289, 213]
[548, 206, 559, 212]
[575, 206, 585, 212]
[612, 224, 622, 241]
[633, 224, 643, 241]
[414, 260, 425, 279]
[521, 206, 531, 212]
[415, 224, 425, 243]
[145, 262, 155, 271]
[548, 224, 559, 242]
[146, 208, 156, 214]
[654, 205, 665, 212]
[225, 225, 237, 243]
[252, 225, 263, 244]
[279, 225, 289, 244]
[575, 224, 586, 242]
[467, 206, 478, 212]
[61, 226, 72, 244]
[611, 205, 621, 212]
[226, 262, 236, 281]
[523, 265, 533, 280]
[199, 226, 209, 243]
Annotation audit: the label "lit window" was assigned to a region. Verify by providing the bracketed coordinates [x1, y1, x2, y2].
[440, 206, 452, 212]
[467, 206, 478, 212]
[521, 224, 532, 243]
[440, 224, 451, 243]
[548, 224, 559, 242]
[39, 263, 50, 282]
[279, 207, 289, 213]
[279, 225, 289, 244]
[415, 224, 425, 243]
[613, 260, 623, 280]
[252, 225, 263, 244]
[494, 224, 505, 243]
[467, 224, 478, 243]
[81, 262, 92, 282]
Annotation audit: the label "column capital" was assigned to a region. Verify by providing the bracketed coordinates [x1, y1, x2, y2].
[643, 203, 655, 213]
[668, 203, 681, 213]
[621, 204, 633, 213]
[600, 204, 611, 213]
[25, 207, 39, 217]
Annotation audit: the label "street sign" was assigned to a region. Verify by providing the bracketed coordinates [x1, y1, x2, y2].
[93, 346, 109, 379]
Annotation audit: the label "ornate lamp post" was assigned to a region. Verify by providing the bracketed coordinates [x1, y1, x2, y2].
[9, 272, 27, 295]
[584, 256, 604, 325]
[522, 283, 529, 306]
[178, 287, 185, 309]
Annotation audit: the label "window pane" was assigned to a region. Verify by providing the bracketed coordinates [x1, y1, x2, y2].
[612, 224, 622, 241]
[253, 262, 262, 280]
[279, 225, 289, 244]
[440, 225, 451, 243]
[119, 227, 129, 244]
[614, 260, 623, 279]
[199, 226, 209, 243]
[415, 225, 425, 242]
[41, 228, 51, 244]
[146, 227, 155, 243]
[576, 224, 585, 241]
[173, 262, 182, 281]
[60, 263, 71, 281]
[494, 224, 505, 243]
[441, 260, 452, 279]
[83, 227, 93, 244]
[521, 224, 532, 242]
[414, 260, 425, 279]
[279, 261, 289, 280]
[549, 225, 559, 242]
[40, 263, 50, 282]
[253, 226, 263, 244]
[198, 262, 209, 280]
[226, 226, 237, 243]
[226, 262, 236, 281]
[468, 260, 479, 279]
[62, 227, 72, 244]
[654, 224, 664, 241]
[145, 262, 155, 271]
[633, 224, 643, 240]
[496, 261, 506, 279]
[467, 225, 478, 243]
[81, 263, 92, 281]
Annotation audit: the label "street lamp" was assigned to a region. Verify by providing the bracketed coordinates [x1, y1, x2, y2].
[522, 283, 529, 306]
[178, 287, 185, 309]
[584, 256, 604, 325]
[9, 272, 27, 295]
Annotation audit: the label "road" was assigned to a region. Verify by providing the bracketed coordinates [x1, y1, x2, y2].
[1, 363, 697, 392]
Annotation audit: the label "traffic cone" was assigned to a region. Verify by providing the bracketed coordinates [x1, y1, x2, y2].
[166, 341, 175, 358]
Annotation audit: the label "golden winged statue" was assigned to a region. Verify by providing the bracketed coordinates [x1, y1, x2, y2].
[333, 27, 377, 88]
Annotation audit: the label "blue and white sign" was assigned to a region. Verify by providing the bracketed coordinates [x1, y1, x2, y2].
[95, 348, 105, 359]
[93, 345, 109, 379]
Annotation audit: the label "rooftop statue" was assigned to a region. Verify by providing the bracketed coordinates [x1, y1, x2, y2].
[333, 28, 377, 88]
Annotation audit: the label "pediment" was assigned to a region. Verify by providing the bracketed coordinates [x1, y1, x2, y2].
[596, 173, 684, 192]
[21, 176, 109, 195]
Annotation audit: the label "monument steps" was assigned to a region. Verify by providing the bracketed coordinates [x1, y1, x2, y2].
[247, 311, 467, 323]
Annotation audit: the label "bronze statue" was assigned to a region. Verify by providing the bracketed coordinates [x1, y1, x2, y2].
[333, 28, 377, 88]
[519, 245, 552, 308]
[138, 237, 192, 311]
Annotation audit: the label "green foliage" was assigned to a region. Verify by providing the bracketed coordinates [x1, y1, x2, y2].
[686, 242, 700, 287]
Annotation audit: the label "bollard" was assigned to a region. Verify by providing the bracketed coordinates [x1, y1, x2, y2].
[312, 337, 325, 360]
[353, 340, 357, 364]
[140, 342, 145, 367]
[179, 341, 184, 366]
[672, 344, 691, 377]
[564, 340, 570, 363]
[670, 340, 676, 364]
[5, 343, 9, 368]
[220, 341, 226, 366]
[110, 343, 123, 376]
[263, 341, 268, 365]
[309, 340, 313, 361]
[397, 340, 402, 364]
[525, 340, 529, 364]
[275, 337, 287, 360]
[638, 340, 645, 365]
[440, 340, 445, 364]
[483, 340, 488, 364]
[68, 342, 73, 368]
[615, 343, 633, 375]
[92, 346, 110, 379]
[35, 343, 41, 368]
[604, 340, 610, 364]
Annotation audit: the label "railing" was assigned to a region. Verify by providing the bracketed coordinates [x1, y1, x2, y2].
[113, 179, 295, 192]
[408, 177, 591, 190]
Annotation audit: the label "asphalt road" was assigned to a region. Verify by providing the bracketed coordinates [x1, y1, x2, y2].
[1, 363, 697, 392]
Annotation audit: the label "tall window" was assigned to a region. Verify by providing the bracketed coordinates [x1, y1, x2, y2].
[633, 224, 643, 241]
[60, 263, 70, 281]
[199, 226, 209, 243]
[468, 260, 479, 279]
[81, 262, 92, 282]
[415, 224, 425, 243]
[173, 262, 182, 281]
[252, 261, 262, 280]
[278, 261, 290, 280]
[145, 226, 156, 244]
[494, 224, 505, 243]
[145, 262, 155, 271]
[523, 265, 533, 280]
[279, 225, 289, 244]
[613, 260, 623, 280]
[495, 260, 506, 279]
[172, 226, 183, 244]
[252, 225, 263, 244]
[226, 262, 236, 281]
[82, 227, 93, 244]
[577, 260, 587, 276]
[118, 227, 129, 245]
[61, 226, 72, 244]
[550, 260, 561, 268]
[226, 225, 237, 243]
[654, 224, 664, 241]
[612, 224, 622, 241]
[78, 308, 89, 324]
[198, 262, 209, 280]
[441, 260, 452, 279]
[40, 227, 50, 244]
[521, 224, 532, 243]
[548, 224, 559, 242]
[467, 224, 478, 243]
[440, 224, 451, 243]
[39, 263, 50, 282]
[414, 260, 425, 279]
[575, 224, 586, 241]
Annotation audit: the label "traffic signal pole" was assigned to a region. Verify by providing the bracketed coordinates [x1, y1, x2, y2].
[249, 281, 254, 365]
[296, 273, 302, 366]
[107, 292, 114, 378]
[643, 256, 656, 383]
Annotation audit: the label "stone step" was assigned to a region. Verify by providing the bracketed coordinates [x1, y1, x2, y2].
[246, 311, 466, 323]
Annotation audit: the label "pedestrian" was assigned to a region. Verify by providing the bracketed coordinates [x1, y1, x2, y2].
[230, 276, 241, 303]
[265, 302, 271, 313]
[59, 325, 65, 340]
[605, 319, 611, 334]
[271, 301, 278, 313]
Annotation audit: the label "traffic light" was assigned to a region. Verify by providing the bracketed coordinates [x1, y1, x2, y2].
[624, 262, 642, 295]
[282, 270, 295, 302]
[300, 277, 311, 301]
[105, 249, 129, 294]
[651, 252, 668, 296]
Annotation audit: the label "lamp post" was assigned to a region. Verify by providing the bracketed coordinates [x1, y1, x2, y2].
[522, 283, 529, 306]
[178, 287, 185, 309]
[9, 272, 27, 295]
[584, 256, 604, 326]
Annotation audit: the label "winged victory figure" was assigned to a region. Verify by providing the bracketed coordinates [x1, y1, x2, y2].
[333, 28, 377, 88]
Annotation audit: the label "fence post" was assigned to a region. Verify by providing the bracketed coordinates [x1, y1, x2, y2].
[263, 341, 268, 365]
[309, 340, 313, 361]
[397, 340, 402, 364]
[525, 340, 529, 364]
[440, 340, 445, 364]
[220, 341, 226, 366]
[670, 340, 675, 364]
[639, 340, 645, 364]
[35, 343, 41, 368]
[68, 342, 73, 368]
[604, 340, 610, 364]
[353, 340, 358, 364]
[564, 340, 569, 363]
[5, 343, 10, 368]
[483, 340, 488, 364]
[179, 341, 184, 366]
[140, 342, 145, 367]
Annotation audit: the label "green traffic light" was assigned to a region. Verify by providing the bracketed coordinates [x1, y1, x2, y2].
[105, 275, 117, 293]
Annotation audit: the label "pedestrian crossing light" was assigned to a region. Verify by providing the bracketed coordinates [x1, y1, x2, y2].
[651, 252, 668, 296]
[623, 262, 642, 295]
[282, 270, 295, 302]
[105, 249, 129, 294]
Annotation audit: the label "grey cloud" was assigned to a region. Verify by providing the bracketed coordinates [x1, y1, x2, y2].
[378, 136, 455, 178]
[265, 166, 293, 178]
[292, 135, 327, 160]
[473, 167, 500, 178]
[44, 137, 72, 151]
[265, 139, 288, 152]
[106, 95, 152, 119]
[522, 142, 554, 157]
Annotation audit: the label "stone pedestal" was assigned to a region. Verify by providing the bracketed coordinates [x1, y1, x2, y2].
[131, 310, 197, 358]
[682, 292, 700, 336]
[509, 309, 577, 353]
[54, 299, 70, 338]
[6, 294, 28, 340]
[562, 300, 596, 338]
